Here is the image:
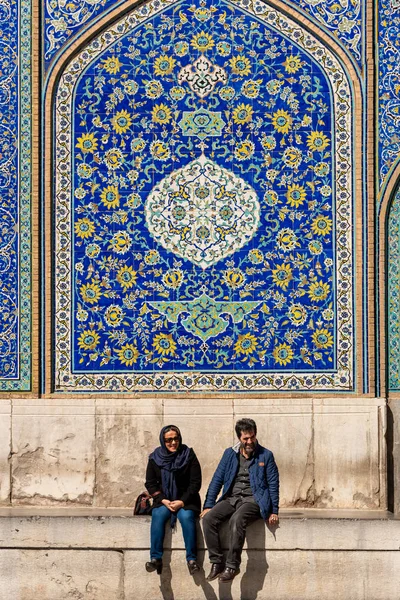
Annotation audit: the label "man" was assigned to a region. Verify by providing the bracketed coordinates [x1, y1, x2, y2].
[200, 418, 279, 583]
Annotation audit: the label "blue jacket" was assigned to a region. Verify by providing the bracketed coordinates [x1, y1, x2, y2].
[203, 442, 279, 519]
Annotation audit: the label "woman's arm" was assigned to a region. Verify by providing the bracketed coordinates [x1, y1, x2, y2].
[180, 450, 202, 505]
[145, 459, 166, 502]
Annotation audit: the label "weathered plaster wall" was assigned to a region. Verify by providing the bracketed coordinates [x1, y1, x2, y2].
[0, 398, 386, 509]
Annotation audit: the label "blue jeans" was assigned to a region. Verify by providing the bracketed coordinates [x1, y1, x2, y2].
[150, 505, 197, 561]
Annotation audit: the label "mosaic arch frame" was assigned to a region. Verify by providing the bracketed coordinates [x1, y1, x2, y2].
[47, 0, 363, 394]
[379, 165, 400, 397]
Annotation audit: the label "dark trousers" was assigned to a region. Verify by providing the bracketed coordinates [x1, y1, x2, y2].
[202, 499, 261, 569]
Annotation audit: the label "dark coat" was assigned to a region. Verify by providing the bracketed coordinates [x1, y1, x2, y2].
[203, 442, 279, 518]
[145, 448, 202, 514]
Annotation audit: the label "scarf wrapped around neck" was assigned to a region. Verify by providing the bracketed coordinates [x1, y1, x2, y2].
[149, 425, 191, 528]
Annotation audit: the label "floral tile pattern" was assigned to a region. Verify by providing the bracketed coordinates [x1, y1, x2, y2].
[54, 0, 354, 392]
[44, 0, 121, 65]
[378, 0, 400, 188]
[43, 0, 363, 70]
[294, 0, 362, 63]
[388, 186, 400, 391]
[0, 0, 31, 389]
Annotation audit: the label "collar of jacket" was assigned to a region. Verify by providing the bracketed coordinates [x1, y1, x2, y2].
[231, 441, 260, 456]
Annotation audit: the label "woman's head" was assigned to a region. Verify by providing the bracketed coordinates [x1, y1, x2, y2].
[161, 425, 182, 453]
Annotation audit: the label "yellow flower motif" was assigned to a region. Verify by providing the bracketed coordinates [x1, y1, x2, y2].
[153, 333, 177, 356]
[271, 264, 293, 290]
[271, 109, 293, 134]
[241, 79, 262, 98]
[76, 133, 98, 154]
[100, 185, 120, 209]
[191, 31, 214, 52]
[80, 282, 102, 304]
[235, 140, 255, 161]
[150, 140, 171, 161]
[104, 148, 124, 170]
[248, 249, 264, 264]
[286, 184, 306, 208]
[229, 55, 251, 76]
[144, 250, 160, 265]
[145, 80, 164, 99]
[283, 55, 302, 74]
[288, 303, 307, 327]
[234, 333, 258, 356]
[232, 103, 253, 125]
[131, 138, 146, 152]
[308, 280, 330, 302]
[273, 342, 294, 366]
[312, 328, 334, 349]
[116, 265, 137, 290]
[311, 215, 333, 236]
[154, 55, 176, 77]
[109, 231, 132, 254]
[282, 146, 303, 169]
[163, 269, 184, 289]
[74, 218, 95, 239]
[104, 305, 125, 327]
[101, 56, 122, 74]
[223, 268, 246, 289]
[112, 110, 132, 134]
[276, 228, 298, 252]
[116, 343, 139, 366]
[78, 329, 100, 351]
[307, 131, 330, 152]
[152, 104, 172, 125]
[126, 193, 141, 209]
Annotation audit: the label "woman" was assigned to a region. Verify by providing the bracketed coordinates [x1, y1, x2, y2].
[145, 425, 202, 575]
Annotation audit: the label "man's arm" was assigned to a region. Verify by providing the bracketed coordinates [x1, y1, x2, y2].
[202, 448, 230, 510]
[266, 452, 279, 515]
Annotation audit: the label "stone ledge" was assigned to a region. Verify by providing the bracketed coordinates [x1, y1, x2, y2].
[0, 509, 398, 551]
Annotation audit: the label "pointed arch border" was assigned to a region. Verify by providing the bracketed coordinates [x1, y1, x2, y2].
[379, 166, 400, 398]
[43, 0, 366, 395]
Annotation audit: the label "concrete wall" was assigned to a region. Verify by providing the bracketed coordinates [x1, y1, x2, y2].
[0, 397, 386, 510]
[0, 511, 398, 600]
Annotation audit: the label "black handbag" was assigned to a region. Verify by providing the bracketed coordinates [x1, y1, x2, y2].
[134, 491, 153, 515]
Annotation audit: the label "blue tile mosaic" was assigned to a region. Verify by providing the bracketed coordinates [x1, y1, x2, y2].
[388, 186, 400, 391]
[378, 0, 400, 189]
[0, 0, 31, 388]
[54, 0, 354, 392]
[43, 0, 363, 70]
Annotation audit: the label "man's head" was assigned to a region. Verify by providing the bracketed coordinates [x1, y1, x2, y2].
[235, 418, 257, 455]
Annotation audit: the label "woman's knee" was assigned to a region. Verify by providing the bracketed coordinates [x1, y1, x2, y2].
[178, 509, 196, 526]
[152, 505, 170, 525]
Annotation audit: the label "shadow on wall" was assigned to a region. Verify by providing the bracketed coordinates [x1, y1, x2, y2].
[158, 520, 270, 600]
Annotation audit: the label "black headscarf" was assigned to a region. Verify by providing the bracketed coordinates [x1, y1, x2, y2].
[149, 425, 191, 527]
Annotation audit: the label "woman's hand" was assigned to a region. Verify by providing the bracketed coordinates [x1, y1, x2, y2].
[169, 500, 184, 511]
[162, 499, 174, 511]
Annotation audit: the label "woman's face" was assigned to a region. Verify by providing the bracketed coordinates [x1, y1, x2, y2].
[163, 430, 180, 453]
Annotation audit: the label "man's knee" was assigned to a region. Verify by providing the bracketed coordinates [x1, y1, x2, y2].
[229, 510, 247, 531]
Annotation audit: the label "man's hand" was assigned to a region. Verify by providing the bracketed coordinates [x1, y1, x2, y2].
[268, 513, 279, 525]
[200, 508, 211, 518]
[169, 500, 184, 511]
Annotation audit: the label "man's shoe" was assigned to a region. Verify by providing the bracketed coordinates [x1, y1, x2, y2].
[187, 560, 200, 575]
[206, 563, 224, 581]
[145, 558, 163, 574]
[218, 567, 240, 582]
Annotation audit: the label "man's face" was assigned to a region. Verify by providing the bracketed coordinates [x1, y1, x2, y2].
[239, 430, 257, 454]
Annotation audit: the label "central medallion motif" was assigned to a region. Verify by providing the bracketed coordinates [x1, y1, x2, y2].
[178, 55, 228, 98]
[144, 154, 261, 269]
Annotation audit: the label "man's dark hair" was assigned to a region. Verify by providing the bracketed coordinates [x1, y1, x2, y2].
[235, 418, 257, 438]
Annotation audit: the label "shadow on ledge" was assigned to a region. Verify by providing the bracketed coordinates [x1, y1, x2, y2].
[159, 519, 270, 600]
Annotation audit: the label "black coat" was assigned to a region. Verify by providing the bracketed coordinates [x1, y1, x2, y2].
[145, 448, 202, 513]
